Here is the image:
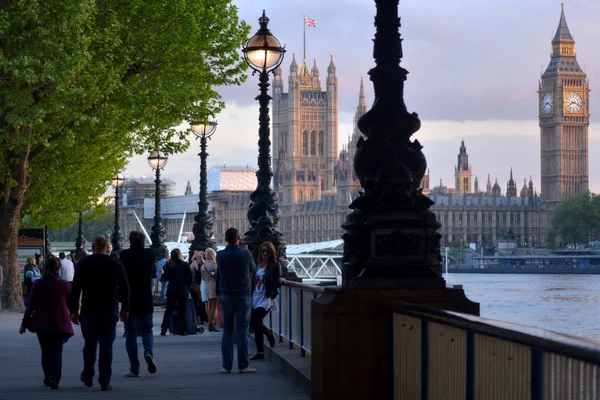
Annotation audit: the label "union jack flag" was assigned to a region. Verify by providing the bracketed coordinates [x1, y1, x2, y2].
[304, 17, 317, 27]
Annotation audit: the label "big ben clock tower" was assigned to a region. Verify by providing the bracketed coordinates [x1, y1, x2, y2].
[539, 4, 589, 214]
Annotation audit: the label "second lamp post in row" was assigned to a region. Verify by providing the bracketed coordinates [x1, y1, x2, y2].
[188, 121, 218, 261]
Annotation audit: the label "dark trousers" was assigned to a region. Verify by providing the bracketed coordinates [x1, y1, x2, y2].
[80, 311, 118, 386]
[36, 331, 66, 382]
[160, 295, 187, 333]
[250, 307, 270, 353]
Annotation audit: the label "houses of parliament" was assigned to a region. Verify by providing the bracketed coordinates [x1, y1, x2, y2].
[119, 6, 589, 249]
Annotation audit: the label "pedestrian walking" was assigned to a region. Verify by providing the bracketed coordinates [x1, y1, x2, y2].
[200, 248, 220, 332]
[156, 252, 170, 302]
[216, 227, 256, 374]
[249, 242, 284, 361]
[23, 255, 42, 305]
[159, 248, 193, 336]
[19, 256, 74, 389]
[119, 231, 158, 377]
[69, 235, 130, 391]
[59, 252, 74, 283]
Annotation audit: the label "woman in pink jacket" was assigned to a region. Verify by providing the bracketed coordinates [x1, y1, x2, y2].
[19, 256, 74, 390]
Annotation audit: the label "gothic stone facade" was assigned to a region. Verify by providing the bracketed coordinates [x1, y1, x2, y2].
[121, 7, 588, 249]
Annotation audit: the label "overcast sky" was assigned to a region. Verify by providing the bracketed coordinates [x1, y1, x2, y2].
[124, 0, 600, 196]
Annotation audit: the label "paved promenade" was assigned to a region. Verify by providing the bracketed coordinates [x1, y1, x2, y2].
[0, 310, 308, 400]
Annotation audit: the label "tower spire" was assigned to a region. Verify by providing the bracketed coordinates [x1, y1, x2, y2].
[553, 3, 574, 43]
[356, 77, 367, 117]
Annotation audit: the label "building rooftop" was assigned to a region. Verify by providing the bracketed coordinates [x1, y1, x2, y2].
[207, 165, 256, 192]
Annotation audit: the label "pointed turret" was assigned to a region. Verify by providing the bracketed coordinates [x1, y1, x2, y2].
[486, 174, 492, 194]
[474, 176, 479, 194]
[552, 4, 574, 44]
[520, 178, 528, 198]
[544, 4, 581, 74]
[457, 140, 469, 171]
[357, 77, 367, 115]
[185, 179, 193, 196]
[311, 57, 321, 88]
[528, 176, 534, 199]
[290, 52, 298, 73]
[506, 168, 517, 198]
[492, 178, 502, 197]
[327, 53, 336, 75]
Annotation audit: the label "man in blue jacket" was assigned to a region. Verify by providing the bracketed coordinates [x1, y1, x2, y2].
[216, 227, 256, 374]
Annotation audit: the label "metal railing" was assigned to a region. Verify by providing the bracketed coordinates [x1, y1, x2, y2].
[391, 302, 600, 400]
[269, 281, 325, 356]
[286, 254, 342, 283]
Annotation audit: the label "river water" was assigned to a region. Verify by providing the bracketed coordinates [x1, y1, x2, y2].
[443, 273, 600, 341]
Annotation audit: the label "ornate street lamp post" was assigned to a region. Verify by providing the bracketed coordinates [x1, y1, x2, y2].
[188, 121, 218, 260]
[74, 212, 87, 262]
[340, 0, 448, 290]
[111, 174, 125, 255]
[147, 150, 168, 259]
[310, 2, 478, 398]
[242, 10, 287, 262]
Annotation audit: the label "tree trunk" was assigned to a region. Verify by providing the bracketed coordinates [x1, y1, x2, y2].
[0, 125, 32, 312]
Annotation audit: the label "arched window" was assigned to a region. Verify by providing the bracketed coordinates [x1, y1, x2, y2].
[298, 190, 304, 202]
[318, 131, 325, 155]
[311, 131, 317, 155]
[302, 131, 309, 155]
[310, 190, 314, 200]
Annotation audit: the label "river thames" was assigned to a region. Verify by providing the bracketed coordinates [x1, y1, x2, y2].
[444, 273, 600, 341]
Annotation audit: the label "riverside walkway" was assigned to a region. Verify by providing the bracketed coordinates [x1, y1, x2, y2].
[0, 311, 309, 400]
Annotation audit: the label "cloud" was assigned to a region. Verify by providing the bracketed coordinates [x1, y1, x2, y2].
[227, 0, 600, 122]
[123, 100, 600, 197]
[125, 2, 600, 199]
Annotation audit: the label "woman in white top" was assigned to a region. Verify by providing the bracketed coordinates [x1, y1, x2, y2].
[249, 242, 284, 361]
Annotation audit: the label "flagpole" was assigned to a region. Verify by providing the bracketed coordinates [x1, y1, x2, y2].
[303, 12, 306, 61]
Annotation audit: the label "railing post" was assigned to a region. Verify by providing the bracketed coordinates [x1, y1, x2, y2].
[279, 289, 283, 343]
[466, 331, 475, 400]
[421, 320, 429, 400]
[531, 349, 543, 400]
[300, 289, 305, 356]
[288, 286, 293, 349]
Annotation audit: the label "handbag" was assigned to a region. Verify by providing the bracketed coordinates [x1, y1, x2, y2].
[25, 311, 36, 333]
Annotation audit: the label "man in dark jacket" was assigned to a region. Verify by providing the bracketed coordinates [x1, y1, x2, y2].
[216, 227, 256, 374]
[70, 235, 129, 392]
[119, 231, 157, 377]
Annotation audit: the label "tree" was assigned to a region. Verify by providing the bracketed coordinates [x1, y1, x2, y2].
[46, 211, 114, 243]
[550, 191, 600, 245]
[0, 0, 250, 311]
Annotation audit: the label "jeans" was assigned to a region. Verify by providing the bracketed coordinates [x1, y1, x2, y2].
[220, 294, 251, 371]
[160, 281, 168, 302]
[36, 331, 66, 382]
[124, 313, 154, 374]
[250, 307, 270, 353]
[160, 295, 188, 334]
[80, 310, 118, 386]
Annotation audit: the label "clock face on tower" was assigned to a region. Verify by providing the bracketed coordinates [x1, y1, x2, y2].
[542, 93, 553, 114]
[565, 92, 583, 113]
